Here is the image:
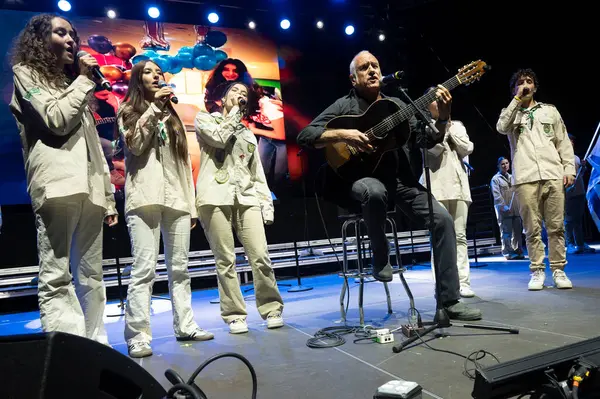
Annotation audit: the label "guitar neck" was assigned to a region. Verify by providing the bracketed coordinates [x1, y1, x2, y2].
[392, 74, 462, 125]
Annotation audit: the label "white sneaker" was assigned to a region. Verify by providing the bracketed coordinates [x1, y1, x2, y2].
[176, 328, 215, 342]
[553, 270, 573, 289]
[528, 270, 545, 291]
[229, 318, 249, 334]
[460, 286, 475, 298]
[128, 341, 152, 358]
[266, 311, 284, 329]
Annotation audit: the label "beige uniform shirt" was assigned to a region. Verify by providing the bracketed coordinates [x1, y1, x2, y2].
[490, 172, 518, 218]
[194, 108, 274, 224]
[419, 120, 473, 203]
[118, 103, 197, 218]
[9, 64, 116, 216]
[496, 98, 575, 185]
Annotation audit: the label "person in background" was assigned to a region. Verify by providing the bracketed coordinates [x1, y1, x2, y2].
[565, 134, 596, 254]
[118, 60, 213, 358]
[490, 157, 524, 260]
[419, 89, 476, 298]
[9, 14, 117, 344]
[195, 81, 285, 334]
[496, 68, 575, 290]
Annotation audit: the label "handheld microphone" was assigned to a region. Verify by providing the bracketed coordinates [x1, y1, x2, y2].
[239, 98, 247, 106]
[158, 80, 178, 104]
[77, 51, 112, 91]
[380, 70, 405, 86]
[522, 87, 530, 96]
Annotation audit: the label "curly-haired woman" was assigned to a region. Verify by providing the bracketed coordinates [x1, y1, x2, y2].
[8, 14, 117, 344]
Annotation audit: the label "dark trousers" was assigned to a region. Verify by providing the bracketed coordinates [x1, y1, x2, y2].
[350, 177, 460, 304]
[565, 194, 586, 247]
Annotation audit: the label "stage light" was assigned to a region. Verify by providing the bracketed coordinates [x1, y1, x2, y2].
[316, 20, 324, 29]
[280, 19, 290, 30]
[107, 9, 116, 19]
[207, 12, 219, 23]
[57, 0, 71, 12]
[378, 33, 385, 41]
[345, 25, 355, 35]
[148, 6, 160, 18]
[248, 21, 256, 29]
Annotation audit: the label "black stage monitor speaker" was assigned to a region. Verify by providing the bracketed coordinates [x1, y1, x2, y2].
[472, 335, 600, 398]
[0, 331, 167, 399]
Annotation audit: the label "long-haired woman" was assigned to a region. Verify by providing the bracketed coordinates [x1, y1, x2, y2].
[117, 60, 213, 358]
[195, 81, 284, 334]
[9, 14, 117, 344]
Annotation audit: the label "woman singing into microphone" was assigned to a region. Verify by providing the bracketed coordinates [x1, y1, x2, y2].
[118, 60, 213, 358]
[195, 82, 284, 334]
[9, 14, 117, 344]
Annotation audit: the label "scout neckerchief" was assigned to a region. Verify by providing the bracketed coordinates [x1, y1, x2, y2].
[158, 120, 168, 146]
[501, 172, 511, 188]
[519, 103, 542, 130]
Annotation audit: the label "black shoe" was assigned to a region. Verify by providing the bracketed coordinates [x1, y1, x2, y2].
[444, 301, 483, 321]
[372, 263, 393, 282]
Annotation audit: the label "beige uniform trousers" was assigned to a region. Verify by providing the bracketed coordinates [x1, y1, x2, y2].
[124, 205, 199, 345]
[516, 179, 567, 271]
[35, 193, 108, 344]
[198, 204, 284, 324]
[431, 199, 471, 288]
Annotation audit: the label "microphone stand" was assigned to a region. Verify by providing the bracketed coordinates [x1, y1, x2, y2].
[297, 149, 323, 258]
[285, 149, 315, 293]
[391, 85, 517, 353]
[107, 199, 126, 318]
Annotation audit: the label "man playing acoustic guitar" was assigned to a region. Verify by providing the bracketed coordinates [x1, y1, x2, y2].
[297, 51, 482, 321]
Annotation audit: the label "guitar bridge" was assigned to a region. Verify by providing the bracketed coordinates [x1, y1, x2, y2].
[348, 145, 359, 156]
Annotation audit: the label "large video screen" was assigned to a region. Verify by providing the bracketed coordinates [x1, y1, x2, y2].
[0, 10, 293, 205]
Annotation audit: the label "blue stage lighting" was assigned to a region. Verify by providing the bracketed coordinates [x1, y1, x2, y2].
[208, 12, 219, 23]
[57, 0, 71, 12]
[280, 19, 290, 30]
[148, 7, 160, 19]
[345, 25, 355, 35]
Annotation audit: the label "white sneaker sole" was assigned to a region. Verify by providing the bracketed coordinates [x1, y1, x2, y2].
[129, 348, 153, 358]
[555, 283, 573, 289]
[267, 320, 284, 329]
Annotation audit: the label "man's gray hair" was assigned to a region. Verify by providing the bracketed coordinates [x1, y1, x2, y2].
[349, 50, 372, 77]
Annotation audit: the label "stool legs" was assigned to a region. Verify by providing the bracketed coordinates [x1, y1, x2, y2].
[339, 216, 401, 326]
[387, 217, 416, 315]
[339, 219, 353, 323]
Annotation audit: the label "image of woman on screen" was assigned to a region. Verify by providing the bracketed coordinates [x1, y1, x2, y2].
[250, 83, 288, 188]
[8, 14, 117, 344]
[194, 81, 284, 335]
[205, 58, 288, 189]
[117, 60, 214, 358]
[204, 58, 253, 114]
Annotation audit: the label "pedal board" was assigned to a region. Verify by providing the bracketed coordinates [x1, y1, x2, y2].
[374, 329, 394, 344]
[401, 324, 426, 338]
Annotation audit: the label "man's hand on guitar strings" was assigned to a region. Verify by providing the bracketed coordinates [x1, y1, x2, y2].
[339, 129, 374, 153]
[435, 84, 452, 120]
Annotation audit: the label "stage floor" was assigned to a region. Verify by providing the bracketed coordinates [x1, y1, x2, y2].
[2, 248, 600, 399]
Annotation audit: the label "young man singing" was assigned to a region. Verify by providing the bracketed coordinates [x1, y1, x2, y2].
[496, 69, 575, 290]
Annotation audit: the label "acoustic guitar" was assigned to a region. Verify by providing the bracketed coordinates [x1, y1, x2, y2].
[324, 60, 489, 181]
